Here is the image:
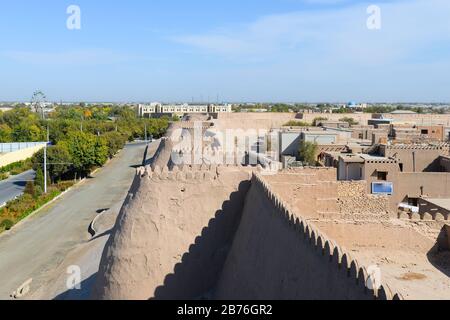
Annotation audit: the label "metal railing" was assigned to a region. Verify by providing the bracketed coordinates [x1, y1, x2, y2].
[0, 142, 48, 154]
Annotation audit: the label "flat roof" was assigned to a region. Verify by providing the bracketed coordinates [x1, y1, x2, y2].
[339, 154, 364, 163]
[303, 131, 338, 135]
[423, 198, 450, 211]
[359, 154, 392, 161]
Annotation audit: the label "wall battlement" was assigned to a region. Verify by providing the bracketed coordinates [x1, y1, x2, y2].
[386, 144, 449, 151]
[138, 165, 220, 182]
[249, 173, 402, 300]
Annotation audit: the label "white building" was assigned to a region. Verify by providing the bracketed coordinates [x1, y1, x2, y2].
[347, 102, 368, 109]
[138, 103, 232, 117]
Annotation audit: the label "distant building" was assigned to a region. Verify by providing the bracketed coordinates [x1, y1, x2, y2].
[368, 118, 395, 127]
[137, 103, 232, 118]
[347, 102, 368, 109]
[278, 128, 341, 163]
[390, 110, 418, 115]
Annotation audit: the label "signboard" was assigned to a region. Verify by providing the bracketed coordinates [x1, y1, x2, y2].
[372, 182, 394, 195]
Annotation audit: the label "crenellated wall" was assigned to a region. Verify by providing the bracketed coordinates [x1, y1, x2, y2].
[214, 173, 399, 300]
[93, 166, 402, 300]
[92, 165, 252, 300]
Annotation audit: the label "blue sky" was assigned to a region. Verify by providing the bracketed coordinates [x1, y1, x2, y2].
[0, 0, 449, 102]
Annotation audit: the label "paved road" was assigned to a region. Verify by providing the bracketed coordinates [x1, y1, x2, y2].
[0, 170, 35, 205]
[0, 142, 149, 299]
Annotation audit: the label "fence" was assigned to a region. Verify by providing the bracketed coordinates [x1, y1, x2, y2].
[0, 142, 48, 154]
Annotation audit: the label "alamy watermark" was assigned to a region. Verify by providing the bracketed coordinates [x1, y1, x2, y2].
[67, 5, 81, 30]
[66, 265, 82, 290]
[367, 5, 381, 30]
[168, 122, 281, 175]
[366, 265, 382, 291]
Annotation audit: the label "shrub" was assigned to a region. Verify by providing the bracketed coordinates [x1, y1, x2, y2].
[0, 219, 14, 231]
[339, 117, 359, 126]
[299, 141, 319, 166]
[56, 181, 74, 192]
[312, 117, 328, 127]
[284, 121, 311, 127]
[24, 181, 36, 197]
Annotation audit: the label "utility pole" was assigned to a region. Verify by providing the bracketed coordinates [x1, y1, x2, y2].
[44, 144, 47, 194]
[145, 123, 148, 143]
[43, 125, 50, 194]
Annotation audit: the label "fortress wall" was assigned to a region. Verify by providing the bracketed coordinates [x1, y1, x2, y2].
[300, 113, 373, 125]
[92, 165, 252, 300]
[150, 138, 172, 169]
[386, 113, 450, 125]
[264, 169, 339, 219]
[217, 112, 450, 129]
[216, 113, 299, 130]
[214, 173, 399, 300]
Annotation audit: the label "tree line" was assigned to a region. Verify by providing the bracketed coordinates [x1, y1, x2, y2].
[0, 105, 171, 189]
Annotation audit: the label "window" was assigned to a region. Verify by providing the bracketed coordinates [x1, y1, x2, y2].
[399, 163, 404, 172]
[421, 129, 429, 135]
[377, 171, 388, 181]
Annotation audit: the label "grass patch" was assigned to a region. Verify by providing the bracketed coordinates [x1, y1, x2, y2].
[0, 158, 33, 182]
[0, 182, 74, 234]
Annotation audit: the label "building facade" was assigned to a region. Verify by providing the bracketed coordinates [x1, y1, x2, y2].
[137, 103, 232, 118]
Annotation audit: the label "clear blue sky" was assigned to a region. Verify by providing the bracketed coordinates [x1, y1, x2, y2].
[0, 0, 449, 103]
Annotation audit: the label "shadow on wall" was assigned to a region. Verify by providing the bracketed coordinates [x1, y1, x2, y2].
[152, 180, 251, 300]
[427, 225, 450, 278]
[423, 157, 445, 173]
[54, 273, 98, 301]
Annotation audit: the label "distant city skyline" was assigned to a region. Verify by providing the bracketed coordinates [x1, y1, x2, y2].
[1, 0, 450, 102]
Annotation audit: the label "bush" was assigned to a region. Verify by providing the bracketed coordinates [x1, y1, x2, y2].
[284, 121, 311, 127]
[0, 219, 14, 231]
[312, 117, 328, 127]
[339, 117, 359, 126]
[299, 140, 319, 166]
[56, 181, 75, 192]
[24, 181, 36, 197]
[0, 159, 32, 175]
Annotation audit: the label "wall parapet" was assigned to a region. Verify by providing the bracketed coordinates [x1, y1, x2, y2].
[385, 143, 449, 151]
[137, 164, 220, 182]
[251, 172, 402, 300]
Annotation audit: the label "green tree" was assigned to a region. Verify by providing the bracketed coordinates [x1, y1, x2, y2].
[32, 143, 73, 183]
[12, 121, 44, 142]
[0, 124, 12, 142]
[65, 131, 108, 177]
[339, 117, 359, 126]
[299, 141, 318, 166]
[103, 131, 127, 158]
[34, 167, 50, 190]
